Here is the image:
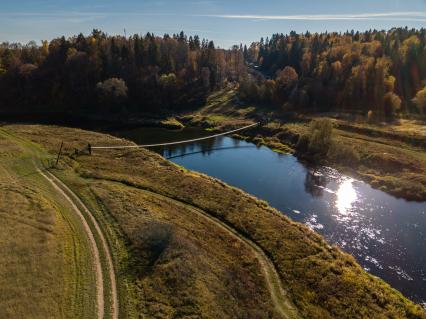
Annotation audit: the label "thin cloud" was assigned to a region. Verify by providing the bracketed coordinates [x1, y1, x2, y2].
[0, 11, 174, 22]
[199, 12, 426, 22]
[0, 11, 107, 22]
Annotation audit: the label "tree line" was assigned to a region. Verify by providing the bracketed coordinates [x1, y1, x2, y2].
[0, 30, 245, 116]
[240, 28, 426, 120]
[1, 28, 425, 121]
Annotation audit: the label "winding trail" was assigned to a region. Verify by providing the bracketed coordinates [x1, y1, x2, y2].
[38, 168, 119, 319]
[2, 127, 293, 318]
[42, 163, 297, 318]
[0, 128, 118, 319]
[105, 178, 299, 319]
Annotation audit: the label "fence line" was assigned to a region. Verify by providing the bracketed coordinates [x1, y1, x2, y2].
[91, 122, 259, 150]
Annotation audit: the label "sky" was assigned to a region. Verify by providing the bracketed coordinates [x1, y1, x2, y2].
[1, 0, 425, 48]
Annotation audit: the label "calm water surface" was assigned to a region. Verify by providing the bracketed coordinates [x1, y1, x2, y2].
[114, 127, 426, 304]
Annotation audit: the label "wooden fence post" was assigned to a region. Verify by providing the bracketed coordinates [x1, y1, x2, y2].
[56, 142, 64, 166]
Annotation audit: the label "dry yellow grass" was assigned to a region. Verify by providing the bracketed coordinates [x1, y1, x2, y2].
[0, 129, 96, 319]
[91, 181, 283, 318]
[5, 124, 425, 319]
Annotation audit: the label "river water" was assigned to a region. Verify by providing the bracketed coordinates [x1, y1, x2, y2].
[113, 126, 426, 304]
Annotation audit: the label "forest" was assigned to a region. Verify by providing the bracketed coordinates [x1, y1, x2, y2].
[241, 28, 426, 121]
[0, 28, 425, 121]
[0, 30, 245, 116]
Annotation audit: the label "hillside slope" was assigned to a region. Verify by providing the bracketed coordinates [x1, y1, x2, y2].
[4, 124, 426, 319]
[0, 130, 97, 318]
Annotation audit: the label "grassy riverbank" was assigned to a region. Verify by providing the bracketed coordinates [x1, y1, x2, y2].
[4, 124, 425, 318]
[184, 89, 426, 201]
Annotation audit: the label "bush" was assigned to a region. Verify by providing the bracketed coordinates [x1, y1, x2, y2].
[298, 119, 360, 166]
[308, 119, 333, 155]
[297, 119, 334, 160]
[327, 142, 360, 166]
[383, 92, 402, 120]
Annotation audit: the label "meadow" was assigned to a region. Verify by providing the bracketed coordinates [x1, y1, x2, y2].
[0, 129, 97, 318]
[3, 123, 424, 318]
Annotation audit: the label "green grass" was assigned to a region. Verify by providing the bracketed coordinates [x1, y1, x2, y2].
[6, 124, 426, 319]
[160, 118, 185, 130]
[0, 129, 97, 319]
[186, 88, 257, 130]
[50, 170, 129, 319]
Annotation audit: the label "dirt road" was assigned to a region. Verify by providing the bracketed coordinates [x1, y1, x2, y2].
[39, 168, 119, 319]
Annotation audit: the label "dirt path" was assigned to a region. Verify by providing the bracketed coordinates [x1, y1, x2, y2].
[0, 128, 118, 318]
[41, 165, 295, 319]
[39, 168, 119, 319]
[112, 181, 299, 319]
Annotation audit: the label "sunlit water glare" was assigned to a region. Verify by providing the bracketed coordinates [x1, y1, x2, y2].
[336, 178, 358, 216]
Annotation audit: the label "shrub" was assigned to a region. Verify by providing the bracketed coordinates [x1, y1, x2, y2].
[308, 123, 333, 155]
[383, 92, 402, 120]
[299, 119, 334, 157]
[327, 141, 360, 166]
[298, 119, 360, 166]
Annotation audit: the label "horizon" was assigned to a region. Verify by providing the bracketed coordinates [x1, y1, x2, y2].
[1, 0, 425, 48]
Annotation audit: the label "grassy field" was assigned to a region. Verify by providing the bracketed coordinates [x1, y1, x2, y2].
[9, 126, 287, 318]
[185, 89, 426, 201]
[4, 123, 425, 319]
[0, 129, 97, 318]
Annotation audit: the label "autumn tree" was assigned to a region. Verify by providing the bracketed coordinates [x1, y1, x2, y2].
[0, 28, 424, 120]
[276, 66, 298, 87]
[97, 78, 128, 112]
[412, 87, 426, 114]
[240, 28, 423, 116]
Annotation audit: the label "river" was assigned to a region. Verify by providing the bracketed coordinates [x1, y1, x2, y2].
[112, 126, 426, 304]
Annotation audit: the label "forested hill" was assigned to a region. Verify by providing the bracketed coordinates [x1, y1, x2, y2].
[0, 30, 245, 115]
[241, 28, 426, 120]
[0, 28, 425, 121]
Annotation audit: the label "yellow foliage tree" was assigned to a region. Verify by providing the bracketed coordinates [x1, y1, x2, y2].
[412, 87, 426, 114]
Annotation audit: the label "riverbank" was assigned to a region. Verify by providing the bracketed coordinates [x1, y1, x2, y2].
[183, 89, 426, 201]
[4, 123, 425, 318]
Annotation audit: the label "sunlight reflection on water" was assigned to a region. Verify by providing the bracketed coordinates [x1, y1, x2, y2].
[336, 178, 358, 215]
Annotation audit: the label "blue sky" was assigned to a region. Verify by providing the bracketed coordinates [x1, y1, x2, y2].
[1, 0, 425, 47]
